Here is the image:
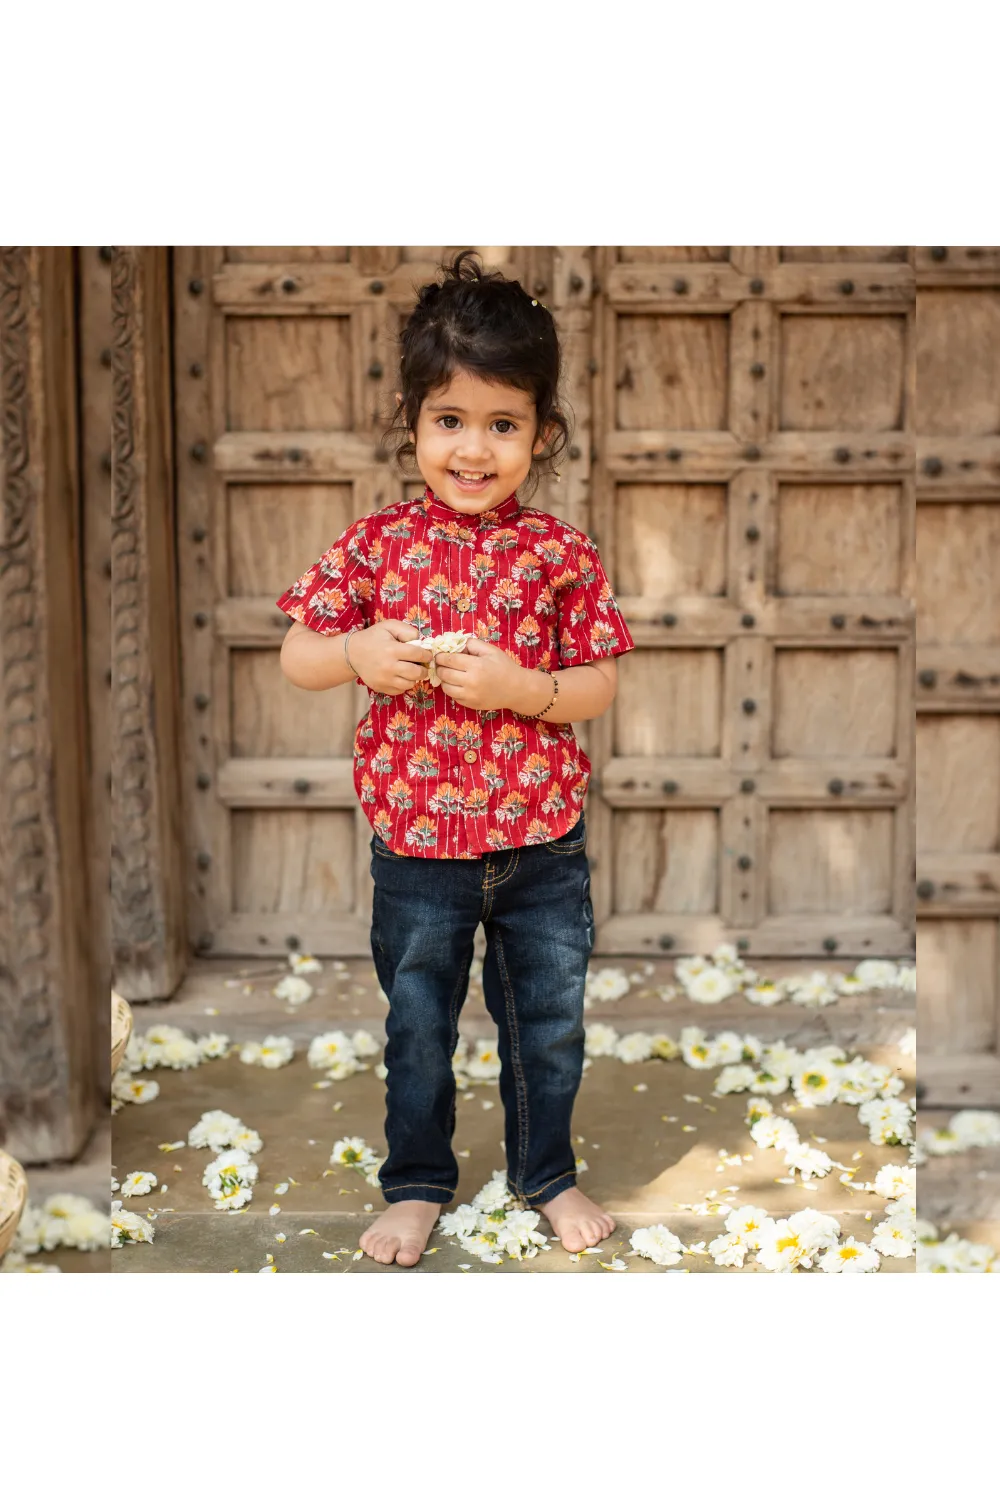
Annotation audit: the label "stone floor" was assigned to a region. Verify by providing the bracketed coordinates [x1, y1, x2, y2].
[918, 1108, 1000, 1254]
[112, 956, 915, 1274]
[15, 1116, 112, 1273]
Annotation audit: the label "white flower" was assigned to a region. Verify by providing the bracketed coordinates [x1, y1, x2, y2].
[615, 1031, 653, 1064]
[188, 1109, 244, 1150]
[439, 1205, 481, 1238]
[785, 1208, 841, 1251]
[674, 955, 709, 984]
[680, 1027, 719, 1069]
[916, 1126, 963, 1156]
[817, 1237, 880, 1273]
[630, 1224, 684, 1266]
[756, 1219, 815, 1272]
[120, 1171, 157, 1198]
[724, 1205, 772, 1248]
[330, 1137, 377, 1168]
[351, 1029, 381, 1058]
[585, 967, 630, 1004]
[52, 1207, 111, 1252]
[111, 1201, 154, 1247]
[744, 1096, 775, 1126]
[683, 966, 739, 1004]
[897, 1027, 916, 1057]
[374, 1062, 388, 1080]
[873, 1164, 916, 1200]
[466, 1039, 502, 1081]
[708, 1232, 748, 1267]
[744, 981, 783, 1006]
[197, 1032, 230, 1059]
[750, 1116, 799, 1152]
[649, 1033, 679, 1060]
[852, 959, 903, 990]
[784, 970, 838, 1007]
[783, 1144, 834, 1180]
[584, 1023, 619, 1058]
[274, 975, 313, 1005]
[885, 1193, 916, 1226]
[950, 1110, 1000, 1149]
[835, 1061, 883, 1105]
[858, 1097, 913, 1146]
[760, 1042, 801, 1077]
[307, 1031, 358, 1070]
[712, 1031, 748, 1065]
[289, 952, 322, 975]
[111, 1073, 159, 1106]
[471, 1171, 512, 1212]
[159, 1035, 203, 1069]
[749, 1070, 789, 1096]
[791, 1065, 842, 1107]
[240, 1034, 294, 1068]
[871, 1219, 915, 1259]
[714, 1064, 757, 1094]
[229, 1124, 263, 1155]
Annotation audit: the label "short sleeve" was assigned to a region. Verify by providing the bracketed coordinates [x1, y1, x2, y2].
[555, 537, 635, 667]
[275, 517, 375, 637]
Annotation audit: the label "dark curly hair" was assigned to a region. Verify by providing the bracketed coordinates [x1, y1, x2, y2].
[382, 249, 571, 503]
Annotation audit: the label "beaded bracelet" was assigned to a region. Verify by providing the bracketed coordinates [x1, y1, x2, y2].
[530, 670, 558, 719]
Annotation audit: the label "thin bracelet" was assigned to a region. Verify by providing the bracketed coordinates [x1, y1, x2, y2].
[343, 629, 362, 678]
[535, 671, 558, 718]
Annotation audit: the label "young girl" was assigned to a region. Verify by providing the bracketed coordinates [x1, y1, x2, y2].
[276, 250, 635, 1266]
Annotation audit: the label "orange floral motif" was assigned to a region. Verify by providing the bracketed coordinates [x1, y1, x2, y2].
[450, 581, 475, 613]
[514, 615, 541, 650]
[496, 791, 528, 824]
[512, 550, 542, 582]
[386, 711, 415, 742]
[482, 527, 519, 553]
[407, 746, 440, 779]
[463, 787, 489, 817]
[534, 537, 567, 567]
[401, 540, 432, 569]
[273, 484, 636, 858]
[312, 587, 347, 624]
[422, 572, 452, 607]
[387, 777, 414, 810]
[371, 743, 394, 776]
[490, 578, 523, 613]
[429, 782, 464, 816]
[517, 752, 552, 788]
[405, 815, 438, 849]
[492, 723, 526, 758]
[428, 715, 459, 747]
[589, 619, 619, 654]
[470, 552, 496, 585]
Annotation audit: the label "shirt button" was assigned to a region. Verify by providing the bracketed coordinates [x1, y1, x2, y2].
[463, 750, 478, 764]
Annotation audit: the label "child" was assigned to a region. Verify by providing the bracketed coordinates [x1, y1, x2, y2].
[276, 250, 635, 1266]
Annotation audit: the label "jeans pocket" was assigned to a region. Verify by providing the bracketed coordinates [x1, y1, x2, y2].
[371, 833, 406, 860]
[542, 814, 587, 856]
[582, 874, 595, 952]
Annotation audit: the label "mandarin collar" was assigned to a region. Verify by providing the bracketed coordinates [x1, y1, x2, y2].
[420, 483, 521, 529]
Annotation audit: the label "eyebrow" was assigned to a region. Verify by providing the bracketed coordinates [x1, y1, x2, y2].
[425, 403, 531, 419]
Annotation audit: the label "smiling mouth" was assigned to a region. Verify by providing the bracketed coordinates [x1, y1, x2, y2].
[449, 469, 495, 482]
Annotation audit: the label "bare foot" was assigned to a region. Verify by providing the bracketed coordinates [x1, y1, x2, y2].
[358, 1200, 444, 1267]
[535, 1186, 616, 1253]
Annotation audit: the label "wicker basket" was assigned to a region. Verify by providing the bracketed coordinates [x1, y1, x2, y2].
[111, 989, 134, 1076]
[0, 1150, 28, 1260]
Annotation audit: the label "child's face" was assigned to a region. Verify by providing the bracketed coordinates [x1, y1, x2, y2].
[406, 367, 552, 517]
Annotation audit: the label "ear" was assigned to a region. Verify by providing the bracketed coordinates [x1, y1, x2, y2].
[532, 419, 559, 455]
[395, 391, 402, 406]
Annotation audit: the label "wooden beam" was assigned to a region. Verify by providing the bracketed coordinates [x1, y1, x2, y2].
[0, 247, 102, 1161]
[111, 248, 188, 1000]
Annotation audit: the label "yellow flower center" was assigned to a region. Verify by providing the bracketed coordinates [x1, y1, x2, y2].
[839, 1244, 860, 1260]
[776, 1235, 799, 1254]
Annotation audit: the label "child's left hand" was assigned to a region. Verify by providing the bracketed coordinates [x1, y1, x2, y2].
[433, 636, 526, 712]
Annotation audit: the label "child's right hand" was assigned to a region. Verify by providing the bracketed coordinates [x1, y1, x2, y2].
[346, 620, 433, 695]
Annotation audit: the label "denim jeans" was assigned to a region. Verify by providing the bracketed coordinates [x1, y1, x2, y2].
[369, 809, 595, 1207]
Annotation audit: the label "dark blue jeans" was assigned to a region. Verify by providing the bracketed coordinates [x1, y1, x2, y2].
[369, 810, 595, 1207]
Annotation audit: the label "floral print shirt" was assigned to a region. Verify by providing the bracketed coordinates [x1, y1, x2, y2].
[275, 483, 635, 858]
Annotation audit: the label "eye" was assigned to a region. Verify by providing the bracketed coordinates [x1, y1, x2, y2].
[494, 419, 516, 434]
[436, 415, 460, 429]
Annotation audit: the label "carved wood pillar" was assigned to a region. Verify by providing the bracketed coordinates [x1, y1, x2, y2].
[111, 247, 188, 999]
[0, 246, 102, 1161]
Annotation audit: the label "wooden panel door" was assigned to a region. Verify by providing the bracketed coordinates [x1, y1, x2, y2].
[915, 246, 1000, 1105]
[589, 247, 916, 960]
[172, 247, 576, 958]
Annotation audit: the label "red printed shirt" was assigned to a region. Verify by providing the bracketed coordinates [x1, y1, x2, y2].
[275, 483, 635, 858]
